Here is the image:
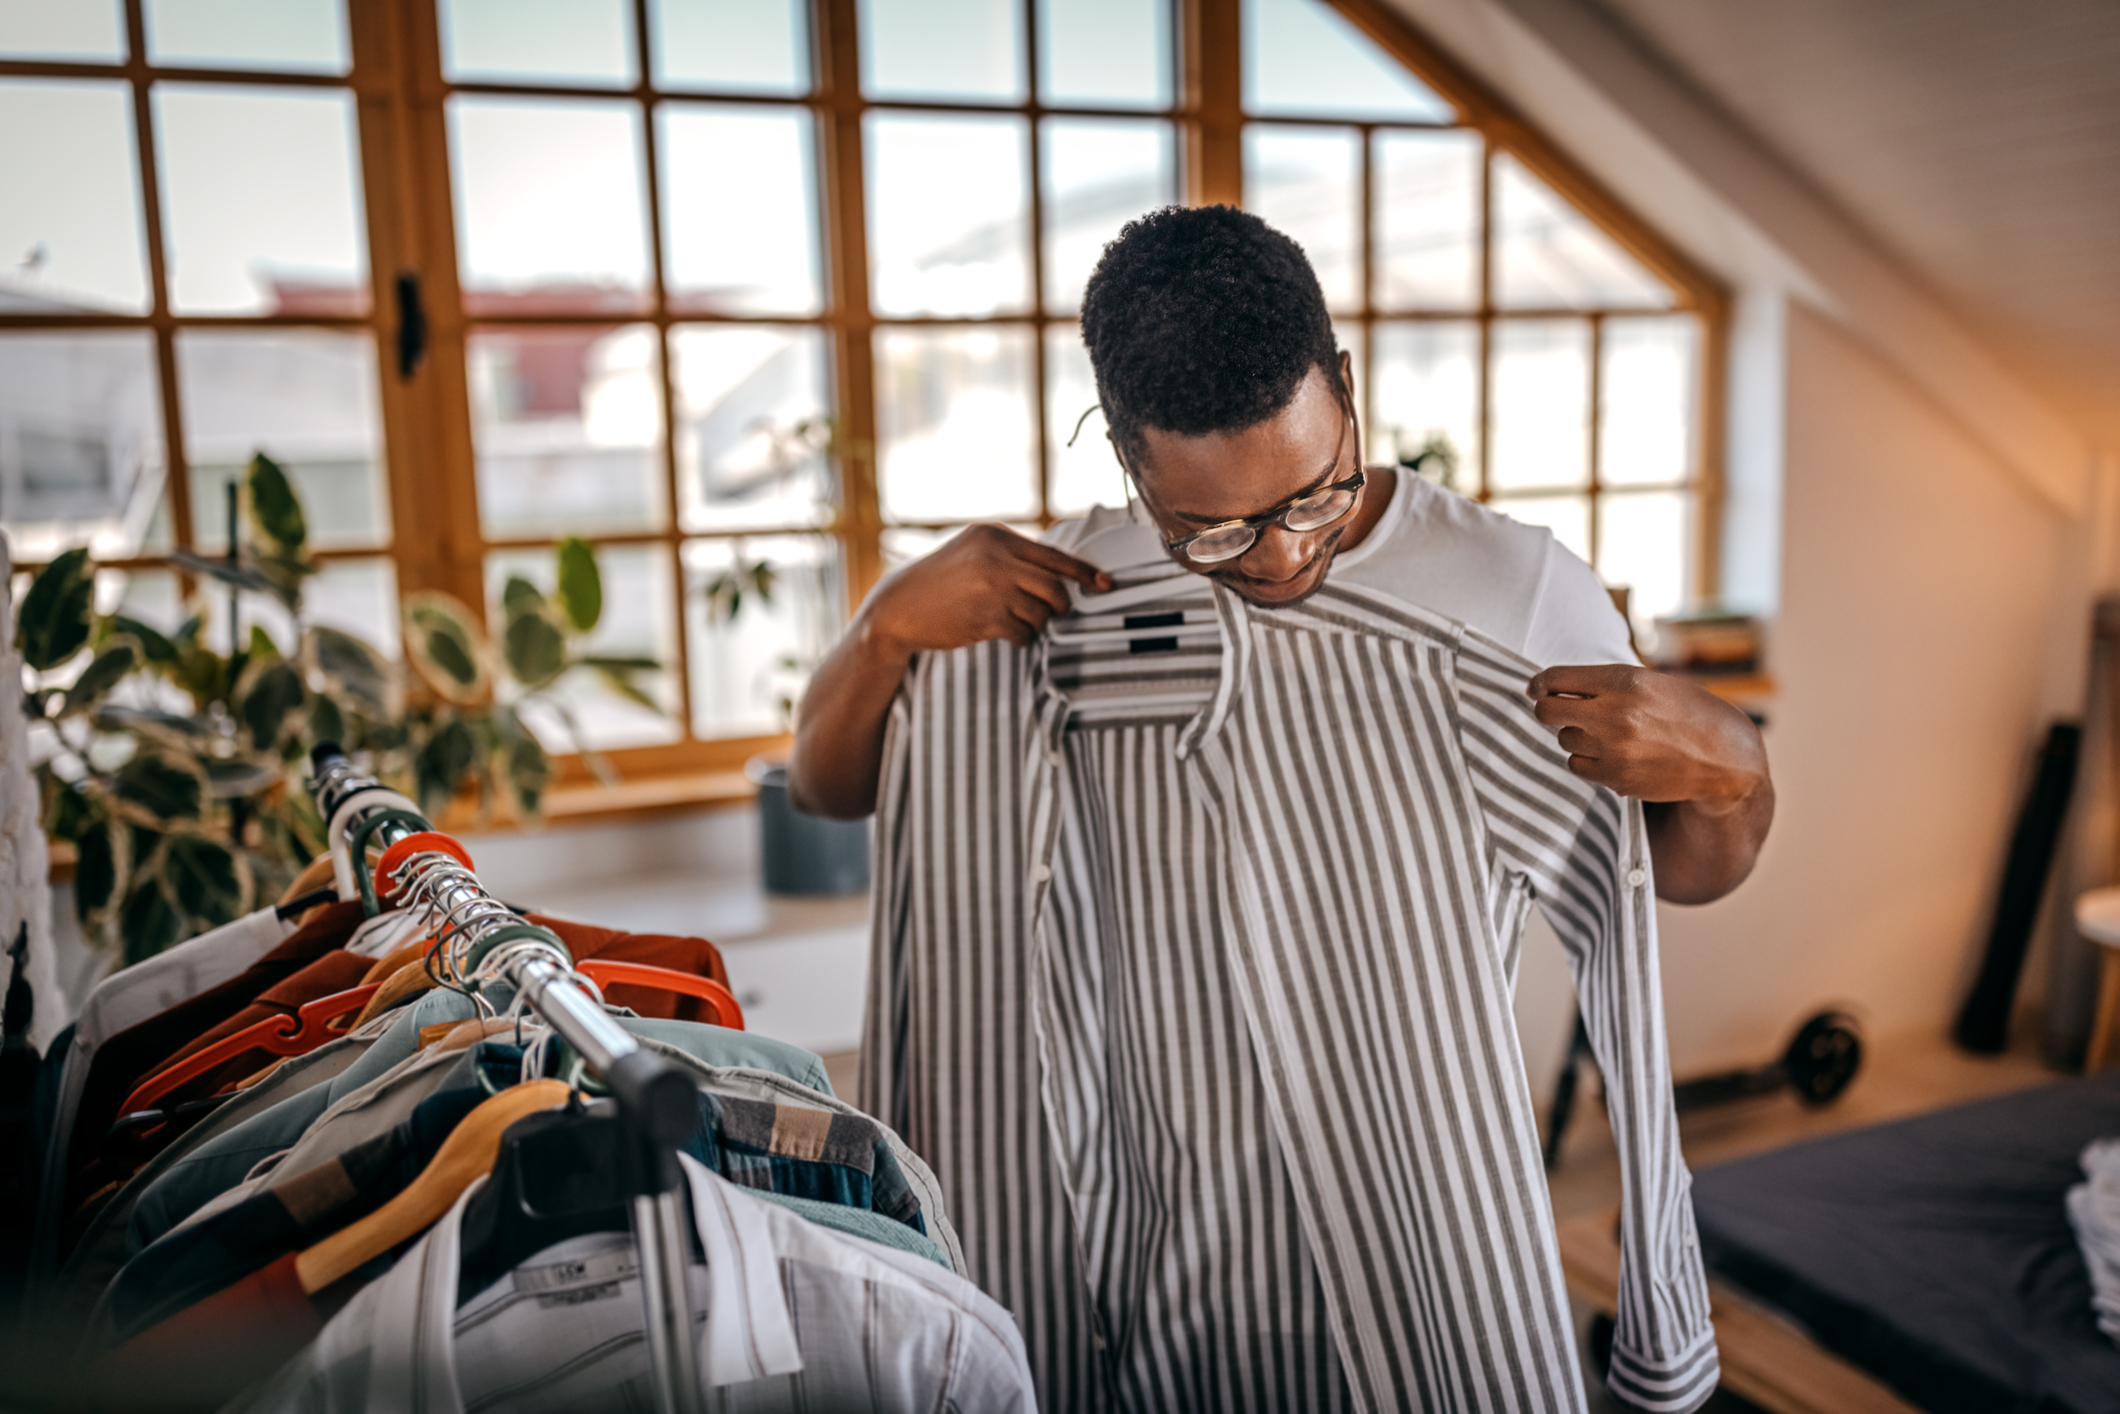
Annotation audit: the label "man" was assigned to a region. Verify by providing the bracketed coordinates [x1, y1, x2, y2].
[791, 206, 1769, 1409]
[791, 206, 1770, 897]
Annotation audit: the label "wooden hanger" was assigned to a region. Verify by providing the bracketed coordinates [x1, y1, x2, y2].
[350, 953, 442, 1028]
[361, 937, 433, 987]
[418, 1015, 516, 1052]
[294, 1078, 571, 1295]
[277, 853, 338, 910]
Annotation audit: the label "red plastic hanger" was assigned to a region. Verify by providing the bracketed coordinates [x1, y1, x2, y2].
[576, 960, 745, 1031]
[117, 981, 383, 1120]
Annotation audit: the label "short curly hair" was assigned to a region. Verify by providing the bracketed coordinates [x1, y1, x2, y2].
[1080, 204, 1345, 462]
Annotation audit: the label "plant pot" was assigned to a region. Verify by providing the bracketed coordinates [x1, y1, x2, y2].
[747, 756, 870, 897]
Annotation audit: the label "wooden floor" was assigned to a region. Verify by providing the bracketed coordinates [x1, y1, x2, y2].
[1545, 1023, 2056, 1223]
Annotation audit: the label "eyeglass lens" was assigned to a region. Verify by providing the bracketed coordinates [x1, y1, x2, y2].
[1181, 482, 1359, 564]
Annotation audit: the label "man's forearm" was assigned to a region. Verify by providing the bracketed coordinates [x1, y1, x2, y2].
[786, 616, 914, 820]
[1645, 777, 1774, 905]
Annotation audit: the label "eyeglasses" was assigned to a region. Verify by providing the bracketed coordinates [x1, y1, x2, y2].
[1152, 469, 1367, 564]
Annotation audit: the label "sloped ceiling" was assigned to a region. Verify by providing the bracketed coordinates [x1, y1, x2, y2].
[1580, 0, 2120, 448]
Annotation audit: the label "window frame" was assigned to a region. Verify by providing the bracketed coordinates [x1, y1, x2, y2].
[0, 0, 1726, 808]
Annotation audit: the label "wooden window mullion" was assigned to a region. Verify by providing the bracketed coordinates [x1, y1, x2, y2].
[815, 0, 883, 606]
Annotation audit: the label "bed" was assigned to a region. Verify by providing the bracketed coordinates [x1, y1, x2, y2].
[1559, 1071, 2120, 1414]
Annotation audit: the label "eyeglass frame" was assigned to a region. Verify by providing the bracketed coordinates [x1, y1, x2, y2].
[1116, 391, 1368, 566]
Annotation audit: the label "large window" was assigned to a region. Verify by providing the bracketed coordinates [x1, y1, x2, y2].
[1, 0, 1722, 799]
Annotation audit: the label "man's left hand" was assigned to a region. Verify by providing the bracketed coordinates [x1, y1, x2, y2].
[1527, 664, 1773, 904]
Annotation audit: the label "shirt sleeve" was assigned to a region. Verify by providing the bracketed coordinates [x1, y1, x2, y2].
[1521, 536, 1640, 669]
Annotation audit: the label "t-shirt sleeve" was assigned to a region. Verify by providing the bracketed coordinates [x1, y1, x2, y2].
[1521, 537, 1640, 669]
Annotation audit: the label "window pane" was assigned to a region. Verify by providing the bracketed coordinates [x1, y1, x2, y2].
[468, 325, 667, 537]
[97, 567, 181, 640]
[1045, 325, 1125, 518]
[876, 326, 1037, 523]
[1243, 0, 1450, 121]
[1601, 315, 1699, 487]
[1374, 129, 1478, 311]
[0, 331, 166, 562]
[882, 522, 1040, 572]
[660, 105, 819, 317]
[1244, 126, 1359, 313]
[1335, 319, 1363, 411]
[201, 555, 399, 657]
[449, 97, 650, 316]
[0, 81, 147, 313]
[176, 329, 388, 552]
[859, 0, 1023, 102]
[147, 0, 347, 74]
[1042, 118, 1175, 313]
[1494, 154, 1671, 311]
[672, 325, 833, 533]
[683, 534, 842, 738]
[866, 113, 1031, 318]
[155, 86, 366, 315]
[487, 544, 681, 751]
[1039, 0, 1169, 108]
[652, 0, 808, 94]
[1492, 493, 1588, 565]
[0, 0, 123, 60]
[1598, 490, 1690, 623]
[1371, 321, 1477, 482]
[1490, 318, 1588, 492]
[440, 0, 632, 86]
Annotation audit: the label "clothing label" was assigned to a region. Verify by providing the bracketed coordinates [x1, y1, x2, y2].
[513, 1247, 638, 1298]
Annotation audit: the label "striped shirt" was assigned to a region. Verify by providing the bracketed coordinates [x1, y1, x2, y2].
[860, 543, 1717, 1413]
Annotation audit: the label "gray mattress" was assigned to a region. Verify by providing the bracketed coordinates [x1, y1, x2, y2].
[1691, 1070, 2120, 1414]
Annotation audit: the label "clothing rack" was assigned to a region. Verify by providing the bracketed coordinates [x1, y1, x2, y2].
[306, 744, 705, 1414]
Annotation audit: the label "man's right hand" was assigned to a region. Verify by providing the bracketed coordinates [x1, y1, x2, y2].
[861, 524, 1112, 654]
[787, 526, 1110, 818]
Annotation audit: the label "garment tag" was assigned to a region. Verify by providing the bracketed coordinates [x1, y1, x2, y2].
[514, 1247, 639, 1308]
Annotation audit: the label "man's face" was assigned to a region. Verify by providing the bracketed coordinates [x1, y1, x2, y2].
[1128, 357, 1364, 609]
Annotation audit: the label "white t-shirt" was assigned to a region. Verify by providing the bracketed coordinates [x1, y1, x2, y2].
[1050, 468, 1636, 670]
[1333, 469, 1637, 668]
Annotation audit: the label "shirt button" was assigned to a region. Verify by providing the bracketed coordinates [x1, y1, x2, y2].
[1626, 867, 1648, 889]
[1032, 863, 1052, 883]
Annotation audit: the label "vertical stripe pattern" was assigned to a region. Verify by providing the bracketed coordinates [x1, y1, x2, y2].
[861, 571, 1718, 1414]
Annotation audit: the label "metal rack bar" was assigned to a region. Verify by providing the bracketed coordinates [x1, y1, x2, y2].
[307, 745, 704, 1414]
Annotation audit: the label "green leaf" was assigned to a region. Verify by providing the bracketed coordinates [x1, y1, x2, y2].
[72, 818, 117, 919]
[246, 624, 281, 663]
[308, 693, 345, 748]
[414, 718, 478, 817]
[113, 752, 205, 823]
[504, 732, 551, 816]
[175, 644, 227, 705]
[203, 757, 284, 799]
[553, 538, 602, 634]
[590, 663, 659, 712]
[94, 705, 212, 746]
[306, 625, 395, 720]
[501, 576, 545, 620]
[17, 547, 95, 671]
[164, 834, 246, 925]
[240, 659, 306, 750]
[47, 782, 96, 842]
[173, 612, 204, 652]
[167, 550, 281, 599]
[246, 452, 307, 555]
[501, 610, 566, 687]
[63, 642, 136, 716]
[118, 877, 184, 964]
[403, 594, 489, 704]
[573, 654, 661, 674]
[111, 615, 177, 664]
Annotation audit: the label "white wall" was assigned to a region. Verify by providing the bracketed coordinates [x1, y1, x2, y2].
[1516, 305, 2077, 1081]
